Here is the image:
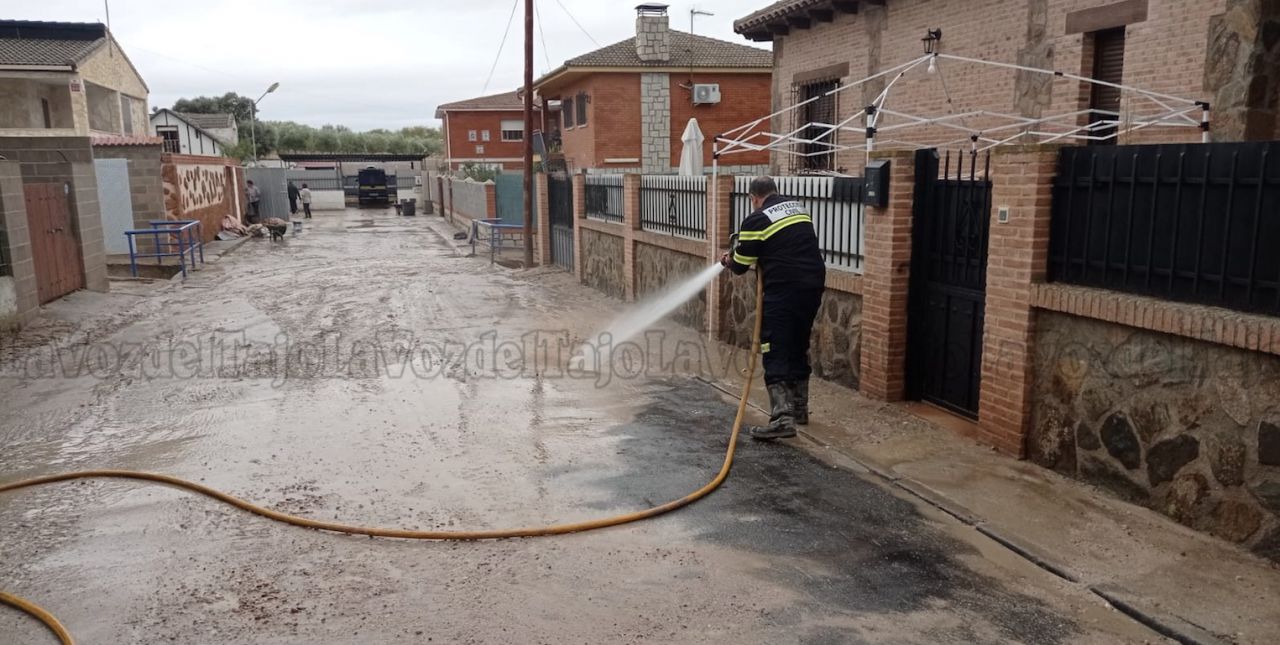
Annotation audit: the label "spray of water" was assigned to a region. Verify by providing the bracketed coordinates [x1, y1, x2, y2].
[573, 263, 725, 372]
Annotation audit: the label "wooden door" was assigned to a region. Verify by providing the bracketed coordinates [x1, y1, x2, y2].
[24, 182, 85, 304]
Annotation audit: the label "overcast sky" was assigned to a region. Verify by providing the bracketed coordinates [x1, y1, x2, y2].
[11, 0, 771, 131]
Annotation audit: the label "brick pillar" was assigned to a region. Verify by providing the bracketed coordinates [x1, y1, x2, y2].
[978, 145, 1059, 457]
[535, 172, 550, 266]
[859, 150, 917, 402]
[447, 178, 455, 224]
[483, 181, 497, 219]
[622, 174, 641, 302]
[571, 173, 586, 280]
[705, 173, 734, 336]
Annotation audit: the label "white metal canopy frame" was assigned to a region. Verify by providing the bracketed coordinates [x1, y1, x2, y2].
[711, 32, 1211, 172]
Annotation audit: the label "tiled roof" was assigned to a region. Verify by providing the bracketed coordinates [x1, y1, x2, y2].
[734, 0, 826, 33]
[91, 134, 163, 147]
[565, 30, 771, 69]
[436, 90, 526, 112]
[0, 20, 107, 66]
[176, 112, 236, 130]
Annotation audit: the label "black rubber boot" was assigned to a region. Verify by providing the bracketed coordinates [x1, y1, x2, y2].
[748, 383, 797, 441]
[792, 379, 810, 425]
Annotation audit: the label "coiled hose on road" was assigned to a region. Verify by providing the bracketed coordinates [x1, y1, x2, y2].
[1, 274, 764, 645]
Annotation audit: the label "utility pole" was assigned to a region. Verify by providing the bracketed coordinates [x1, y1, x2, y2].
[522, 0, 535, 267]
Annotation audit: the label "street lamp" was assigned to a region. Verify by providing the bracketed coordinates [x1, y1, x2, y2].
[249, 82, 280, 166]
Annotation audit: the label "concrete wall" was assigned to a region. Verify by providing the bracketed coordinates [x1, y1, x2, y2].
[0, 137, 108, 299]
[448, 178, 494, 223]
[91, 144, 164, 231]
[0, 161, 37, 328]
[1030, 311, 1280, 561]
[0, 78, 76, 130]
[578, 226, 626, 299]
[85, 81, 120, 133]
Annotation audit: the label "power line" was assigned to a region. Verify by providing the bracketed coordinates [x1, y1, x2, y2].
[482, 0, 522, 95]
[553, 0, 599, 47]
[535, 0, 553, 72]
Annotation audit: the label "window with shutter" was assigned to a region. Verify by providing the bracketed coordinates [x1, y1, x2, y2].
[576, 93, 588, 127]
[563, 100, 574, 129]
[1089, 28, 1126, 145]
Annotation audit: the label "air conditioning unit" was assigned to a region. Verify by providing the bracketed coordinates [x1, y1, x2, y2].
[692, 83, 721, 105]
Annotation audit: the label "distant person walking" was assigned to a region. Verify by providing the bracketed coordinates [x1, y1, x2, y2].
[287, 180, 300, 215]
[300, 183, 313, 219]
[246, 180, 262, 223]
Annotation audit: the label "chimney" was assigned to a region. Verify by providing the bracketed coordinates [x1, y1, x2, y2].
[635, 3, 670, 62]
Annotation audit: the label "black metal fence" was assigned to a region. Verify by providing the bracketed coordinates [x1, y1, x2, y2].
[585, 174, 624, 223]
[640, 176, 706, 239]
[732, 175, 865, 273]
[1049, 142, 1280, 316]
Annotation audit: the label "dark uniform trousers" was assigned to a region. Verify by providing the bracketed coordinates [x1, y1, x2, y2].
[729, 194, 827, 388]
[761, 287, 824, 386]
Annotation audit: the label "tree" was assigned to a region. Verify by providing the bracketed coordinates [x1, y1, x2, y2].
[169, 93, 445, 157]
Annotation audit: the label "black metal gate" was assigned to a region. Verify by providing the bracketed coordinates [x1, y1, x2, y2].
[906, 149, 992, 419]
[548, 174, 574, 270]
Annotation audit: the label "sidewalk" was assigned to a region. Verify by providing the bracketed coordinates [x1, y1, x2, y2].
[706, 368, 1280, 644]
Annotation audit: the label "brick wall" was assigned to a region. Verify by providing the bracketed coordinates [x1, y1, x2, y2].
[763, 0, 1231, 172]
[556, 71, 772, 172]
[445, 109, 528, 169]
[0, 160, 37, 328]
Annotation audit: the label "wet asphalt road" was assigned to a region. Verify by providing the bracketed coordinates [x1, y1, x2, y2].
[0, 209, 1158, 643]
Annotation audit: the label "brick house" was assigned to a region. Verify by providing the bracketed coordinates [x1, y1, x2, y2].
[435, 90, 557, 171]
[0, 20, 149, 136]
[733, 0, 1279, 172]
[533, 4, 774, 173]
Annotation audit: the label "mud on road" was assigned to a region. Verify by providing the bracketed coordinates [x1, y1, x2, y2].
[1, 209, 1161, 643]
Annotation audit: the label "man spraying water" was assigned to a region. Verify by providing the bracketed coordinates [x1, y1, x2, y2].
[722, 177, 826, 441]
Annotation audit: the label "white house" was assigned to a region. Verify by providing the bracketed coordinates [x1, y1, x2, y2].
[174, 112, 237, 146]
[149, 108, 224, 156]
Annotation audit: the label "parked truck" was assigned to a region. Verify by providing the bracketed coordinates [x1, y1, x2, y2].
[357, 167, 394, 207]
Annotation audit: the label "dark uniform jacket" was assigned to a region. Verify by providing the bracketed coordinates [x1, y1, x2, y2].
[729, 194, 826, 291]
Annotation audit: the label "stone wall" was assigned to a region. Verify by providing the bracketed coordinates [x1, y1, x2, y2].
[579, 226, 625, 300]
[1030, 311, 1280, 562]
[634, 241, 705, 330]
[639, 73, 671, 173]
[720, 275, 863, 390]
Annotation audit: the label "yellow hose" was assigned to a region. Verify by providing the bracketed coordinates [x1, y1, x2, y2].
[1, 271, 762, 645]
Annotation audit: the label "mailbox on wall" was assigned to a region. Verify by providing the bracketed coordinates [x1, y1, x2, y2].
[864, 160, 890, 208]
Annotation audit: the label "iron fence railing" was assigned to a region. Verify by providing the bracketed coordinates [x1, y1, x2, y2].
[585, 174, 624, 223]
[732, 175, 865, 273]
[1049, 142, 1280, 316]
[640, 175, 707, 240]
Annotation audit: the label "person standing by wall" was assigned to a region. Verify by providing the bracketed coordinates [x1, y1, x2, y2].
[287, 180, 300, 216]
[246, 180, 262, 223]
[299, 183, 313, 219]
[722, 176, 826, 440]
